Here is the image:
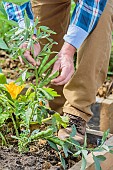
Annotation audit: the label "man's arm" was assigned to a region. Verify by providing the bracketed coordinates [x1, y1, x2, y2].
[52, 0, 107, 85]
[64, 0, 107, 49]
[3, 1, 34, 28]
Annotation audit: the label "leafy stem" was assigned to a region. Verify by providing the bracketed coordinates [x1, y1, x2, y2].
[35, 67, 39, 88]
[11, 113, 19, 137]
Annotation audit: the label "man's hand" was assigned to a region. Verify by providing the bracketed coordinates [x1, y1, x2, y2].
[19, 35, 41, 66]
[51, 42, 76, 85]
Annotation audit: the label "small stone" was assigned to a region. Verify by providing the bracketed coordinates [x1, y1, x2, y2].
[42, 161, 51, 170]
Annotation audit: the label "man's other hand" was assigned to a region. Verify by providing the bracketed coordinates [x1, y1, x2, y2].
[51, 42, 76, 85]
[19, 35, 41, 66]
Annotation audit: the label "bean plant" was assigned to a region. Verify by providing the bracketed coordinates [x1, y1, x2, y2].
[0, 1, 113, 170]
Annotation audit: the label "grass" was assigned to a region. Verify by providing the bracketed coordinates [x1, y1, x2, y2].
[71, 0, 75, 16]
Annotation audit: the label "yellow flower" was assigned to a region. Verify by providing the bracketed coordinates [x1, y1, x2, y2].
[39, 101, 43, 106]
[5, 82, 25, 99]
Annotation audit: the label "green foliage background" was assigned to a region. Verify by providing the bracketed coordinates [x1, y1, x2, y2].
[0, 2, 10, 37]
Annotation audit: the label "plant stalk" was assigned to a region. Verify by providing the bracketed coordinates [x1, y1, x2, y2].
[11, 114, 19, 137]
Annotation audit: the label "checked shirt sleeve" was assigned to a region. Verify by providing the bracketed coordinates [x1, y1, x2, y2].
[64, 0, 107, 49]
[3, 1, 34, 28]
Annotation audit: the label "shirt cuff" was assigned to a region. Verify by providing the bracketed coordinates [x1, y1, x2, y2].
[18, 19, 37, 34]
[64, 25, 89, 49]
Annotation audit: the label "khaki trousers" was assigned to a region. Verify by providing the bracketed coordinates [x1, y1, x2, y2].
[32, 0, 113, 122]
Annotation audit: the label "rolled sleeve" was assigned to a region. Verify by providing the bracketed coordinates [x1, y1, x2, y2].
[64, 0, 107, 49]
[64, 25, 88, 49]
[18, 19, 34, 28]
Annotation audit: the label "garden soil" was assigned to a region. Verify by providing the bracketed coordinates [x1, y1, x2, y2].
[0, 141, 81, 170]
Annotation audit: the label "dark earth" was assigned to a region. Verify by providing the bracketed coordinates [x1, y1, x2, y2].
[0, 141, 81, 170]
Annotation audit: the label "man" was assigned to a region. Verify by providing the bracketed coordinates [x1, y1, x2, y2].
[3, 0, 113, 143]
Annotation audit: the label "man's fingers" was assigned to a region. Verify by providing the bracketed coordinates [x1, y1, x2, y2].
[52, 66, 68, 83]
[18, 56, 24, 65]
[19, 42, 40, 66]
[19, 43, 28, 65]
[51, 67, 74, 85]
[20, 43, 27, 49]
[24, 51, 39, 66]
[50, 42, 76, 85]
[52, 74, 72, 85]
[51, 60, 61, 75]
[32, 43, 41, 57]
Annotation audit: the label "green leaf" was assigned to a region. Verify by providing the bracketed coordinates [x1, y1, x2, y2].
[70, 125, 76, 137]
[63, 143, 72, 158]
[15, 71, 33, 84]
[108, 146, 113, 149]
[4, 0, 29, 5]
[25, 108, 32, 128]
[101, 129, 110, 144]
[0, 112, 10, 125]
[39, 26, 56, 35]
[61, 116, 69, 125]
[22, 69, 27, 81]
[34, 18, 39, 27]
[0, 132, 7, 145]
[0, 107, 2, 113]
[51, 117, 57, 132]
[63, 145, 69, 158]
[43, 87, 60, 97]
[82, 150, 88, 160]
[24, 12, 30, 29]
[69, 137, 80, 147]
[107, 72, 113, 76]
[0, 68, 2, 73]
[0, 38, 8, 50]
[30, 128, 53, 140]
[36, 111, 42, 125]
[0, 73, 7, 84]
[38, 88, 54, 100]
[80, 156, 87, 170]
[31, 129, 40, 136]
[0, 17, 18, 26]
[0, 3, 7, 17]
[109, 150, 113, 154]
[80, 150, 88, 170]
[48, 141, 59, 152]
[59, 153, 66, 170]
[93, 154, 102, 170]
[53, 113, 69, 129]
[83, 133, 87, 148]
[102, 144, 109, 152]
[96, 155, 106, 162]
[73, 150, 81, 157]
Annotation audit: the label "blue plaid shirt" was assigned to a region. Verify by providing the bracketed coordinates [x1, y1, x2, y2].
[3, 1, 34, 28]
[3, 0, 107, 49]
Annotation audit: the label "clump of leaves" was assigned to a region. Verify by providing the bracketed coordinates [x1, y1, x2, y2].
[0, 9, 70, 167]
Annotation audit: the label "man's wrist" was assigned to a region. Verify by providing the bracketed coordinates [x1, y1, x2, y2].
[59, 42, 76, 59]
